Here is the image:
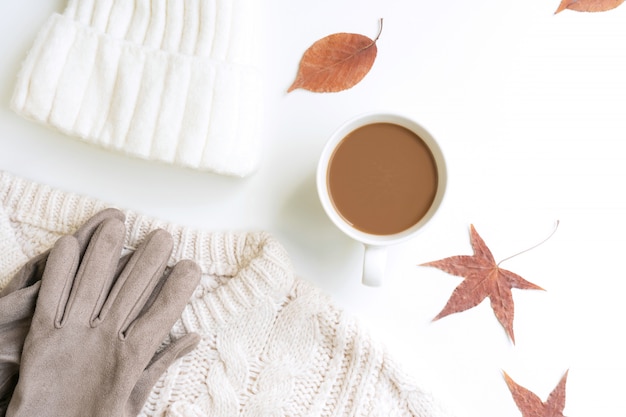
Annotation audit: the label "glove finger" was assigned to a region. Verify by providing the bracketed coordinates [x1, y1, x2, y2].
[0, 252, 46, 297]
[73, 208, 125, 251]
[64, 218, 126, 325]
[0, 208, 125, 297]
[0, 281, 39, 325]
[100, 229, 173, 331]
[126, 333, 201, 416]
[0, 282, 40, 410]
[127, 259, 200, 347]
[0, 333, 24, 405]
[1, 378, 15, 414]
[37, 236, 80, 327]
[0, 287, 38, 407]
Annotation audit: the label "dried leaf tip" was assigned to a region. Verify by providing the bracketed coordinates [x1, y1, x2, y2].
[554, 0, 574, 13]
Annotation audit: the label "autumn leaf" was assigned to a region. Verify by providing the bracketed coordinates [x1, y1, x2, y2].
[504, 370, 568, 417]
[420, 225, 546, 343]
[555, 0, 624, 13]
[288, 20, 382, 93]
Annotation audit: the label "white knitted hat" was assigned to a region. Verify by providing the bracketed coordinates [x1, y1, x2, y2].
[0, 170, 454, 417]
[12, 0, 263, 177]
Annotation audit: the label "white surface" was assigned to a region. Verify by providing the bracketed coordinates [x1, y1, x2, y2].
[1, 1, 625, 415]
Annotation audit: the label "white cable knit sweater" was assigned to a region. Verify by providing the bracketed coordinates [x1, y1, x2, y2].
[0, 171, 453, 417]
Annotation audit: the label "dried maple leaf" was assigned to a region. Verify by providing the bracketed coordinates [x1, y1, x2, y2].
[287, 20, 382, 93]
[504, 370, 568, 417]
[555, 0, 624, 13]
[420, 225, 545, 343]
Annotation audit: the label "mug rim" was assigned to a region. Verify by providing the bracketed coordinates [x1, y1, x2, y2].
[316, 112, 447, 246]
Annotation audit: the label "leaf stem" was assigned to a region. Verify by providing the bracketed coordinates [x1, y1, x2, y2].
[374, 18, 384, 42]
[497, 220, 560, 266]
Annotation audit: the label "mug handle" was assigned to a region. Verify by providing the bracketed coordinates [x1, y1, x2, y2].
[362, 245, 387, 287]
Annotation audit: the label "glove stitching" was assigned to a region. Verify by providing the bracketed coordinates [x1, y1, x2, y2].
[119, 256, 169, 341]
[54, 240, 80, 329]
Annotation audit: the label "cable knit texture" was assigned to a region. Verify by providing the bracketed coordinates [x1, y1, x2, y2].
[11, 0, 263, 177]
[0, 171, 453, 417]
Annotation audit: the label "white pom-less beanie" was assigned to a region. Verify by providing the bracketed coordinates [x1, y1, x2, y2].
[12, 0, 263, 177]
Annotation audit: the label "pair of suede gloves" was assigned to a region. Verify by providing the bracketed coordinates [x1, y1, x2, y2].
[0, 209, 201, 416]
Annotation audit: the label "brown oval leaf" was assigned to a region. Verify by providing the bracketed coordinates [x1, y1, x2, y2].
[288, 22, 382, 93]
[555, 0, 624, 13]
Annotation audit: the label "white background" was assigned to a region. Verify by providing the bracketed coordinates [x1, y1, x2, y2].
[1, 1, 625, 415]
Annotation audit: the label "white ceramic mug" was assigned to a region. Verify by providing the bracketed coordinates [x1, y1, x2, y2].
[316, 112, 447, 286]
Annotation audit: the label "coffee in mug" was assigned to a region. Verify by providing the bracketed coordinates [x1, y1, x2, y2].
[317, 113, 447, 286]
[326, 122, 438, 235]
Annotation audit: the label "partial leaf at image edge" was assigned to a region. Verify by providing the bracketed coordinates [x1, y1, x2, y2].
[555, 0, 624, 13]
[504, 370, 568, 417]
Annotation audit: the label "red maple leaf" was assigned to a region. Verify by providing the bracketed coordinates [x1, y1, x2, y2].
[504, 370, 568, 417]
[420, 225, 544, 343]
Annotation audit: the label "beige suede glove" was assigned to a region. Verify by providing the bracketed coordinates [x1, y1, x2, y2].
[6, 217, 201, 417]
[0, 208, 125, 415]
